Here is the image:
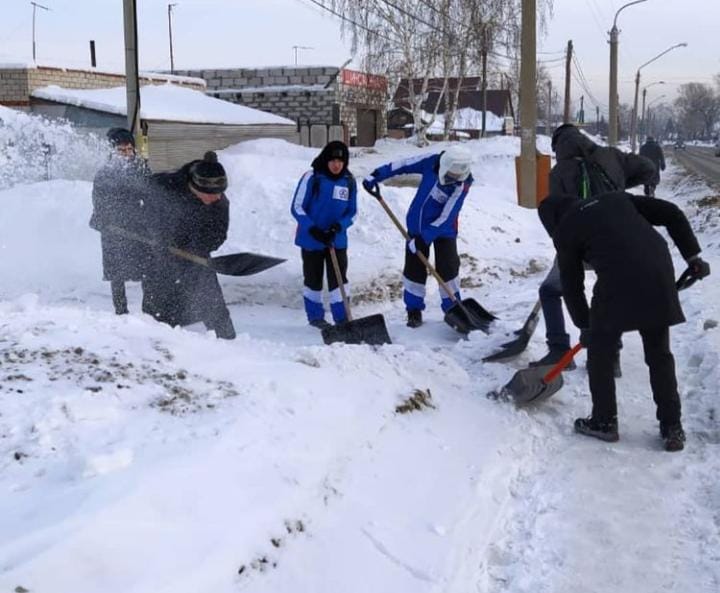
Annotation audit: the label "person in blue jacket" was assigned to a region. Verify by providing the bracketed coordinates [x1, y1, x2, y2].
[291, 141, 357, 329]
[363, 145, 473, 327]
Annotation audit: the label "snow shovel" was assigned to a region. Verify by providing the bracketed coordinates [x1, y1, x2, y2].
[321, 246, 392, 346]
[106, 224, 285, 277]
[483, 300, 542, 362]
[365, 185, 496, 335]
[488, 343, 583, 406]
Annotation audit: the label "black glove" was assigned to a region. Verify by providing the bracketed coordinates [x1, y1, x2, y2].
[309, 226, 326, 244]
[362, 175, 379, 194]
[687, 255, 710, 280]
[579, 328, 592, 348]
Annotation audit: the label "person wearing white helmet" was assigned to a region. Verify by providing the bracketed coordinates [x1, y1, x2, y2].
[363, 145, 474, 328]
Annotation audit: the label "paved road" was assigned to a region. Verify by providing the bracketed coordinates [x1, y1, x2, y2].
[671, 145, 720, 187]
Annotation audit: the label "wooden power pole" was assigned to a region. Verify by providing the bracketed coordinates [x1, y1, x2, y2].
[563, 40, 573, 123]
[122, 0, 142, 151]
[518, 0, 537, 209]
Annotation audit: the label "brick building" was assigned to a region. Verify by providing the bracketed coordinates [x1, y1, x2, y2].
[173, 65, 388, 147]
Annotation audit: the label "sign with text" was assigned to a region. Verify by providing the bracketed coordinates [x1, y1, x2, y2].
[341, 69, 387, 91]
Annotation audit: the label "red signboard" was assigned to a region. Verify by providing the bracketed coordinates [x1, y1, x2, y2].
[341, 69, 387, 91]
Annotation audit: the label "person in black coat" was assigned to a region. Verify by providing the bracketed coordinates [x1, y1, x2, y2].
[141, 151, 236, 340]
[531, 124, 657, 370]
[539, 191, 710, 451]
[90, 128, 150, 315]
[639, 136, 666, 196]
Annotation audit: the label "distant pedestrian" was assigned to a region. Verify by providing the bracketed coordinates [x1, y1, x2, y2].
[290, 141, 357, 330]
[142, 151, 236, 340]
[539, 191, 710, 451]
[639, 136, 666, 197]
[363, 145, 474, 328]
[90, 127, 150, 315]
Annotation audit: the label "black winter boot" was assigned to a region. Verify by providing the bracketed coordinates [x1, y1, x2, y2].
[309, 319, 332, 330]
[529, 347, 577, 370]
[574, 416, 619, 442]
[406, 310, 423, 328]
[660, 423, 686, 452]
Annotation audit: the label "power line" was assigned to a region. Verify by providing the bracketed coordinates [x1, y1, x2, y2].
[298, 0, 398, 44]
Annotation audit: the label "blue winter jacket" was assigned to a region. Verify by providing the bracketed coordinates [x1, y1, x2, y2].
[291, 170, 357, 250]
[370, 153, 474, 244]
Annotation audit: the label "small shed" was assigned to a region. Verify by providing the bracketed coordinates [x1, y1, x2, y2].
[30, 84, 298, 171]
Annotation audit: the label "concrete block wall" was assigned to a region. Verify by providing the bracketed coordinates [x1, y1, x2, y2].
[338, 83, 388, 138]
[0, 65, 204, 109]
[176, 66, 340, 92]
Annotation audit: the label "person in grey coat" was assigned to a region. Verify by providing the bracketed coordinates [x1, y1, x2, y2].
[90, 128, 150, 314]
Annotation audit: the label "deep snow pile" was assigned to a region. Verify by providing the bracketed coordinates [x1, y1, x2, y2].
[0, 124, 718, 593]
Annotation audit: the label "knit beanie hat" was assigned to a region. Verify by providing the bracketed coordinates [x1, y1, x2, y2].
[311, 140, 349, 179]
[107, 127, 135, 147]
[189, 151, 228, 194]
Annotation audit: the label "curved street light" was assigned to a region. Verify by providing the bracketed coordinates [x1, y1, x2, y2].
[641, 80, 665, 138]
[608, 0, 650, 146]
[630, 43, 687, 152]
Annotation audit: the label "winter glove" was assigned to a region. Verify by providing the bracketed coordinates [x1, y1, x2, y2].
[407, 236, 429, 255]
[362, 175, 379, 195]
[324, 223, 342, 245]
[579, 328, 592, 348]
[309, 226, 326, 244]
[686, 255, 710, 280]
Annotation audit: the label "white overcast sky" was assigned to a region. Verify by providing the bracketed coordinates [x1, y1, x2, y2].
[1, 0, 717, 116]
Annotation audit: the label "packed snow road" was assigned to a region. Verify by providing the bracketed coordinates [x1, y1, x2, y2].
[0, 134, 718, 593]
[673, 145, 720, 187]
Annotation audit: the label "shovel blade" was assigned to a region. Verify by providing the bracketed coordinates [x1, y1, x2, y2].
[444, 298, 495, 334]
[209, 253, 286, 277]
[500, 365, 564, 406]
[321, 314, 392, 346]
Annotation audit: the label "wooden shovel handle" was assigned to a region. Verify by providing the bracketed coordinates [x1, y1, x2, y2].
[543, 343, 583, 383]
[328, 246, 353, 322]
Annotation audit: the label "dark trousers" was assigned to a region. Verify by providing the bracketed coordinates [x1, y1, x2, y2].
[403, 237, 460, 312]
[301, 248, 348, 322]
[588, 326, 681, 425]
[538, 258, 570, 349]
[110, 279, 128, 315]
[643, 184, 657, 197]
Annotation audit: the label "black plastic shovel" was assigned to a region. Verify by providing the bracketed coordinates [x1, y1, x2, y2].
[321, 246, 392, 346]
[106, 224, 285, 277]
[483, 300, 542, 362]
[365, 185, 496, 334]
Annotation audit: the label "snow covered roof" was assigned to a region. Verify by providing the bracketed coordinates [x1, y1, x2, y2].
[419, 108, 506, 133]
[31, 84, 295, 126]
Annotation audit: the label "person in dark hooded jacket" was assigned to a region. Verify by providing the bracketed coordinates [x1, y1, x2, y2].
[291, 141, 357, 329]
[538, 191, 710, 451]
[90, 128, 150, 315]
[141, 151, 236, 340]
[639, 136, 666, 196]
[531, 124, 657, 370]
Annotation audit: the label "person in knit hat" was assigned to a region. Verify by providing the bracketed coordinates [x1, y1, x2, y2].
[141, 151, 236, 339]
[290, 140, 357, 330]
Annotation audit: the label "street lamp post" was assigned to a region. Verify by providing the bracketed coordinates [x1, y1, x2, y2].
[640, 80, 665, 138]
[630, 43, 687, 152]
[608, 0, 649, 146]
[168, 3, 178, 74]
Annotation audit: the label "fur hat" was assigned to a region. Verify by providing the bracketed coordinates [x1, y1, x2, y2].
[106, 127, 135, 147]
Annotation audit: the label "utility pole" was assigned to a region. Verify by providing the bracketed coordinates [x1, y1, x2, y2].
[481, 27, 488, 138]
[596, 105, 600, 135]
[31, 2, 50, 63]
[546, 79, 552, 136]
[122, 0, 142, 149]
[563, 40, 573, 123]
[89, 40, 96, 68]
[518, 0, 537, 209]
[579, 95, 584, 124]
[168, 3, 177, 74]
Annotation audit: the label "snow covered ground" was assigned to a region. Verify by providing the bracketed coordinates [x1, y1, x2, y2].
[0, 116, 718, 592]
